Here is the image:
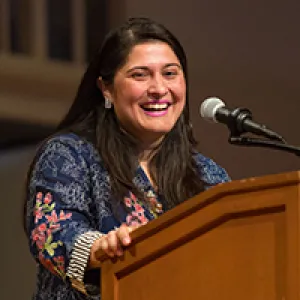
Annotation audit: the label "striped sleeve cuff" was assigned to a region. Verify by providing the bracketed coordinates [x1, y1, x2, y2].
[66, 231, 103, 294]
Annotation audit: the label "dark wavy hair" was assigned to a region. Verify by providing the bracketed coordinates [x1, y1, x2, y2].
[25, 17, 205, 225]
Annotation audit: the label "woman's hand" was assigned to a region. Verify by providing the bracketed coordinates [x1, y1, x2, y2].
[88, 223, 137, 269]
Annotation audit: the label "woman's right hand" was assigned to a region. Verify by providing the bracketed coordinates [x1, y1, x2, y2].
[88, 223, 137, 269]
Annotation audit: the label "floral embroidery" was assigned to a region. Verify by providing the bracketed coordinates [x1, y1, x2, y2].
[145, 190, 163, 217]
[124, 192, 149, 226]
[124, 191, 164, 226]
[31, 192, 72, 279]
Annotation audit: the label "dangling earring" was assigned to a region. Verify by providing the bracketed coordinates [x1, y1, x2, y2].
[105, 97, 112, 109]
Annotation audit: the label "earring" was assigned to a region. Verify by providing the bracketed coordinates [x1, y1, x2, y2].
[105, 97, 112, 109]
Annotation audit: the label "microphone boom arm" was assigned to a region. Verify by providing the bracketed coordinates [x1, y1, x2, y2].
[229, 136, 300, 157]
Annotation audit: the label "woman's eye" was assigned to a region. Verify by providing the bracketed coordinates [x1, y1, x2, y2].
[164, 70, 178, 77]
[131, 72, 148, 79]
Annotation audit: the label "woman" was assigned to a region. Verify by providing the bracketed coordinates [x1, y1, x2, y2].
[25, 17, 230, 299]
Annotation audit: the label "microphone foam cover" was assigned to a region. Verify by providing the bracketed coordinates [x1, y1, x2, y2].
[200, 97, 225, 122]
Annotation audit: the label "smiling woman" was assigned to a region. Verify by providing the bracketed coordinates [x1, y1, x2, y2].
[23, 17, 230, 300]
[99, 41, 186, 145]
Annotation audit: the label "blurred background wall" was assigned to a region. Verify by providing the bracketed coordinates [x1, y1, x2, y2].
[0, 0, 299, 298]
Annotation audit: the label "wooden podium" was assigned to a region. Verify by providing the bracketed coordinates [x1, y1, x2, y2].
[97, 171, 300, 300]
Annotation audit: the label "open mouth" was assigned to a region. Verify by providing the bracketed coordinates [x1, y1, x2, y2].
[140, 103, 171, 112]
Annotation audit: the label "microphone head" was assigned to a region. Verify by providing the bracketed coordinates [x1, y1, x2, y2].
[200, 97, 225, 123]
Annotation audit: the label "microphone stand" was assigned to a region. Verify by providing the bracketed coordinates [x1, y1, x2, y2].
[229, 136, 300, 157]
[223, 107, 300, 157]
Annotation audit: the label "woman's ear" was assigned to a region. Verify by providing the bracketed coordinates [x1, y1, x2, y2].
[97, 77, 114, 103]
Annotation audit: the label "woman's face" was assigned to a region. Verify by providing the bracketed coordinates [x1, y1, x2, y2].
[101, 41, 186, 144]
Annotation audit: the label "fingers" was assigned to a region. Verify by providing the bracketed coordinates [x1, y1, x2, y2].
[99, 224, 137, 258]
[100, 232, 116, 257]
[106, 230, 123, 257]
[117, 223, 132, 246]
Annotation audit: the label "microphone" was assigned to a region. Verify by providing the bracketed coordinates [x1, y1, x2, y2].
[200, 97, 284, 142]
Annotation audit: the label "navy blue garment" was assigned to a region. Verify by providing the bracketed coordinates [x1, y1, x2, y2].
[26, 133, 230, 299]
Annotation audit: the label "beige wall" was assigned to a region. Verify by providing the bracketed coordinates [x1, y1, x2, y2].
[1, 0, 300, 298]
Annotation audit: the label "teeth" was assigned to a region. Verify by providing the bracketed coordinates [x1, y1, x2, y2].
[142, 103, 169, 110]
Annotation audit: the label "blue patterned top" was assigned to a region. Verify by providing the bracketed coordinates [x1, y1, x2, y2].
[26, 133, 230, 300]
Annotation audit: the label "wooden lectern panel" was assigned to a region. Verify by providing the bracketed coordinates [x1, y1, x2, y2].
[117, 213, 285, 300]
[98, 171, 300, 300]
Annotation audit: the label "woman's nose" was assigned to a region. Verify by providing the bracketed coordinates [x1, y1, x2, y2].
[147, 76, 168, 98]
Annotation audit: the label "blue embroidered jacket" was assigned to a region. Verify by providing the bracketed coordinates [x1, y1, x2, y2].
[26, 133, 230, 299]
